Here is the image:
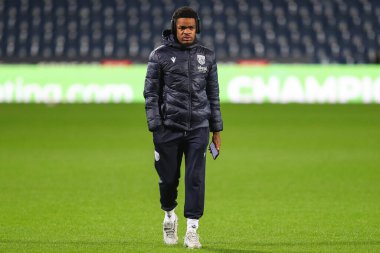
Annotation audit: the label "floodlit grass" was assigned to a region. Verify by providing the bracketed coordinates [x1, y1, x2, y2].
[0, 104, 379, 252]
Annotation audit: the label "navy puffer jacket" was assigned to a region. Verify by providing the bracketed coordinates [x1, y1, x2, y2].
[144, 30, 223, 132]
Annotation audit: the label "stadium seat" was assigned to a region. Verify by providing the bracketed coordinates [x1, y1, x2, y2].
[0, 0, 379, 63]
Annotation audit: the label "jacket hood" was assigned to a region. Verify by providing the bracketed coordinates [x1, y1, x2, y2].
[162, 29, 198, 49]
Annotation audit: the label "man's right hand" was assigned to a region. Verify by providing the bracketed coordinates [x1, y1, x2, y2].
[212, 132, 221, 151]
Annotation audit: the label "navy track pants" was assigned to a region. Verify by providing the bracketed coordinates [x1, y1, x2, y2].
[153, 126, 209, 219]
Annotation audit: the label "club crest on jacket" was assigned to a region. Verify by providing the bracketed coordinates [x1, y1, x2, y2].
[197, 55, 205, 65]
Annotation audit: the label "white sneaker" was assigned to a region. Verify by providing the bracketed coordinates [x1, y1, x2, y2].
[184, 229, 202, 249]
[163, 214, 178, 245]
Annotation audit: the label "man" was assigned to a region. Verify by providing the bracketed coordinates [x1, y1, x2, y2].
[144, 6, 223, 249]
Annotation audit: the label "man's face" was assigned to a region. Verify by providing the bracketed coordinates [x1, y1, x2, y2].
[176, 18, 196, 45]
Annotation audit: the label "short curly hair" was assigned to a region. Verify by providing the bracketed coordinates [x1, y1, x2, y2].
[171, 6, 200, 34]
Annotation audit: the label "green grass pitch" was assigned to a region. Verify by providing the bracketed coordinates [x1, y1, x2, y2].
[0, 104, 379, 252]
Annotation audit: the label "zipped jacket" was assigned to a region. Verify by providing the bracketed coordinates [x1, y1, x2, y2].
[144, 30, 223, 132]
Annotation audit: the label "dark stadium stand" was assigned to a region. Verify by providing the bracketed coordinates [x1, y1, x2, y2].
[0, 0, 379, 63]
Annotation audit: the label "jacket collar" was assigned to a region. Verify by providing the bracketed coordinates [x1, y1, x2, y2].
[162, 29, 198, 50]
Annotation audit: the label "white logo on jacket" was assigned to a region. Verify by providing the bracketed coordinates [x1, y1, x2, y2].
[154, 150, 160, 161]
[198, 65, 208, 73]
[197, 55, 205, 65]
[171, 57, 176, 63]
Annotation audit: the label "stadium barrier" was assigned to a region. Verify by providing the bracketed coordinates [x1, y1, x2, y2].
[1, 65, 380, 103]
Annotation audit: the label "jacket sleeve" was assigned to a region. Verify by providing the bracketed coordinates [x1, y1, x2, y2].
[206, 52, 223, 132]
[144, 50, 163, 132]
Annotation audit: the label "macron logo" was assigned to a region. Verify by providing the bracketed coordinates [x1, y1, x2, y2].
[171, 57, 176, 63]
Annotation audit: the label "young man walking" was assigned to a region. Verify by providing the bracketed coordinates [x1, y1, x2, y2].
[144, 6, 223, 249]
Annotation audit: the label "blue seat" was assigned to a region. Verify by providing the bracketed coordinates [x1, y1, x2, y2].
[0, 0, 379, 63]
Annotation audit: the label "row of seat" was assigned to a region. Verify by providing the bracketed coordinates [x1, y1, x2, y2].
[0, 0, 379, 63]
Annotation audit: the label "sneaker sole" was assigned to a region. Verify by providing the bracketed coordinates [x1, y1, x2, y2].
[184, 242, 202, 249]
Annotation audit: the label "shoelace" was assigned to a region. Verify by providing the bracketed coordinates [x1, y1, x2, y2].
[164, 223, 176, 238]
[187, 231, 199, 242]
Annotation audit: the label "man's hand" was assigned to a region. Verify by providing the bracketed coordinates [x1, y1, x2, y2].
[212, 132, 221, 151]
